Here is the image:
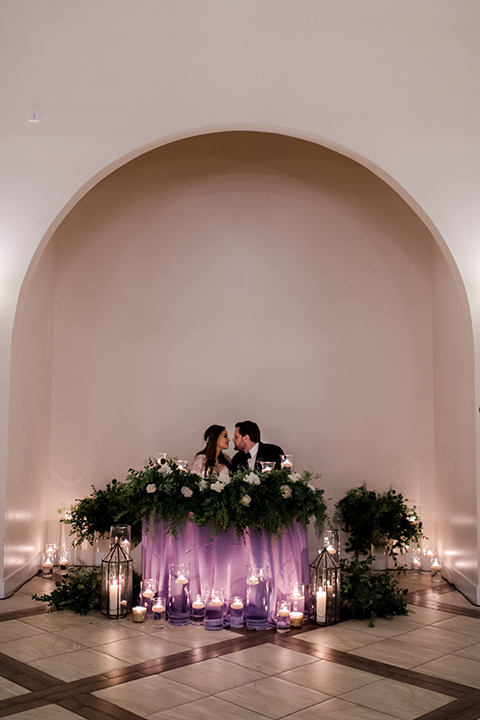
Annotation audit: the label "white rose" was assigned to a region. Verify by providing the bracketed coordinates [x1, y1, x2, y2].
[146, 484, 156, 494]
[280, 485, 292, 498]
[198, 479, 208, 491]
[159, 464, 173, 476]
[245, 472, 261, 485]
[181, 486, 193, 498]
[307, 482, 316, 491]
[289, 472, 302, 483]
[241, 494, 251, 506]
[210, 481, 225, 493]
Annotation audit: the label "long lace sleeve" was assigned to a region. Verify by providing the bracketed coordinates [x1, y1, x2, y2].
[190, 453, 206, 477]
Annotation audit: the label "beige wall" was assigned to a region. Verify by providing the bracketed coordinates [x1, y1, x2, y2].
[2, 2, 480, 599]
[6, 131, 467, 591]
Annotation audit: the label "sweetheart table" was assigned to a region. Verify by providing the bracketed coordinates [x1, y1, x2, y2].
[142, 520, 309, 613]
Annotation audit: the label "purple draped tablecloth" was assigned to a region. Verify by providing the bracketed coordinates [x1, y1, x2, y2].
[142, 521, 309, 611]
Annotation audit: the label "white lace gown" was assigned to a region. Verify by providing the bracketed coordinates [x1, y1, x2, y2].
[190, 454, 230, 480]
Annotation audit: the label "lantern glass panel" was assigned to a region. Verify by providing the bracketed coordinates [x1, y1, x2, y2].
[309, 548, 341, 625]
[101, 540, 132, 618]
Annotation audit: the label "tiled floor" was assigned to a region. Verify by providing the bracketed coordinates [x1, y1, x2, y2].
[1, 572, 480, 719]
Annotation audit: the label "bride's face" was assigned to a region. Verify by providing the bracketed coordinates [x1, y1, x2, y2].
[216, 428, 230, 453]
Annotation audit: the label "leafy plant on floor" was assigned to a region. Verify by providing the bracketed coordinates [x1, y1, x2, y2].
[339, 557, 409, 626]
[32, 566, 142, 615]
[32, 565, 102, 615]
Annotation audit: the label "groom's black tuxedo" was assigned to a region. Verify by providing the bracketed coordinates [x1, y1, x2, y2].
[232, 441, 284, 472]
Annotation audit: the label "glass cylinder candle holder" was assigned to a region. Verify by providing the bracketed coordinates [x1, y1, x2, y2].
[228, 596, 245, 627]
[245, 566, 270, 630]
[44, 543, 57, 565]
[322, 530, 340, 559]
[276, 600, 291, 633]
[152, 596, 166, 629]
[58, 550, 70, 574]
[411, 553, 422, 573]
[190, 594, 205, 625]
[280, 454, 294, 470]
[154, 452, 167, 465]
[431, 556, 443, 582]
[42, 552, 54, 578]
[167, 563, 191, 626]
[259, 461, 276, 474]
[176, 460, 189, 473]
[110, 524, 131, 555]
[204, 588, 225, 631]
[421, 545, 435, 571]
[141, 578, 157, 617]
[288, 582, 305, 622]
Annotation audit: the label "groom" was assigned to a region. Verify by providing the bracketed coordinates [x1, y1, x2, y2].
[231, 420, 284, 472]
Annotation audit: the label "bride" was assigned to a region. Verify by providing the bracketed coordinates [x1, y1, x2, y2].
[191, 424, 232, 479]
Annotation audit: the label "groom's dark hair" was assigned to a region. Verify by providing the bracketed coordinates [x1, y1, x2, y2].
[235, 420, 261, 443]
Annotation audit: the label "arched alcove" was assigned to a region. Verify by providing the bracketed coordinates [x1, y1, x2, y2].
[5, 131, 477, 600]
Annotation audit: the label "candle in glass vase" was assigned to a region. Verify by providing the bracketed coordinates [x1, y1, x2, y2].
[142, 588, 155, 599]
[280, 455, 293, 470]
[229, 597, 244, 627]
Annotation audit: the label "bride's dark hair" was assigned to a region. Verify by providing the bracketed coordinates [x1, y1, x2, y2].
[196, 424, 232, 475]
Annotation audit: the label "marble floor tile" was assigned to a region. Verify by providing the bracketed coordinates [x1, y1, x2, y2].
[149, 695, 273, 720]
[340, 677, 455, 720]
[162, 657, 267, 693]
[280, 697, 398, 720]
[405, 605, 456, 625]
[20, 610, 97, 631]
[0, 618, 47, 642]
[436, 591, 476, 609]
[93, 633, 190, 663]
[432, 615, 480, 638]
[348, 638, 443, 669]
[93, 674, 206, 716]
[217, 675, 330, 719]
[393, 625, 476, 654]
[17, 575, 59, 597]
[296, 625, 380, 651]
[0, 632, 85, 662]
[3, 705, 85, 720]
[0, 676, 31, 701]
[147, 623, 240, 647]
[455, 641, 480, 661]
[0, 592, 41, 613]
[51, 618, 144, 646]
[277, 659, 380, 695]
[221, 644, 317, 675]
[346, 615, 424, 637]
[28, 646, 131, 681]
[415, 653, 480, 688]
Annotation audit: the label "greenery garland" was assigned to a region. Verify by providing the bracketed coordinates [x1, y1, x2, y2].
[63, 459, 328, 545]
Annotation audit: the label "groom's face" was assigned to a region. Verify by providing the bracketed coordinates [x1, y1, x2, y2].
[233, 428, 247, 452]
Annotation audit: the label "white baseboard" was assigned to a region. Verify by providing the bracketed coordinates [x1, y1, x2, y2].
[442, 563, 480, 606]
[0, 554, 41, 599]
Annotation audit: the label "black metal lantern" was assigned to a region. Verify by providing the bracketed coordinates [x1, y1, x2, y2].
[308, 547, 341, 625]
[101, 540, 133, 618]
